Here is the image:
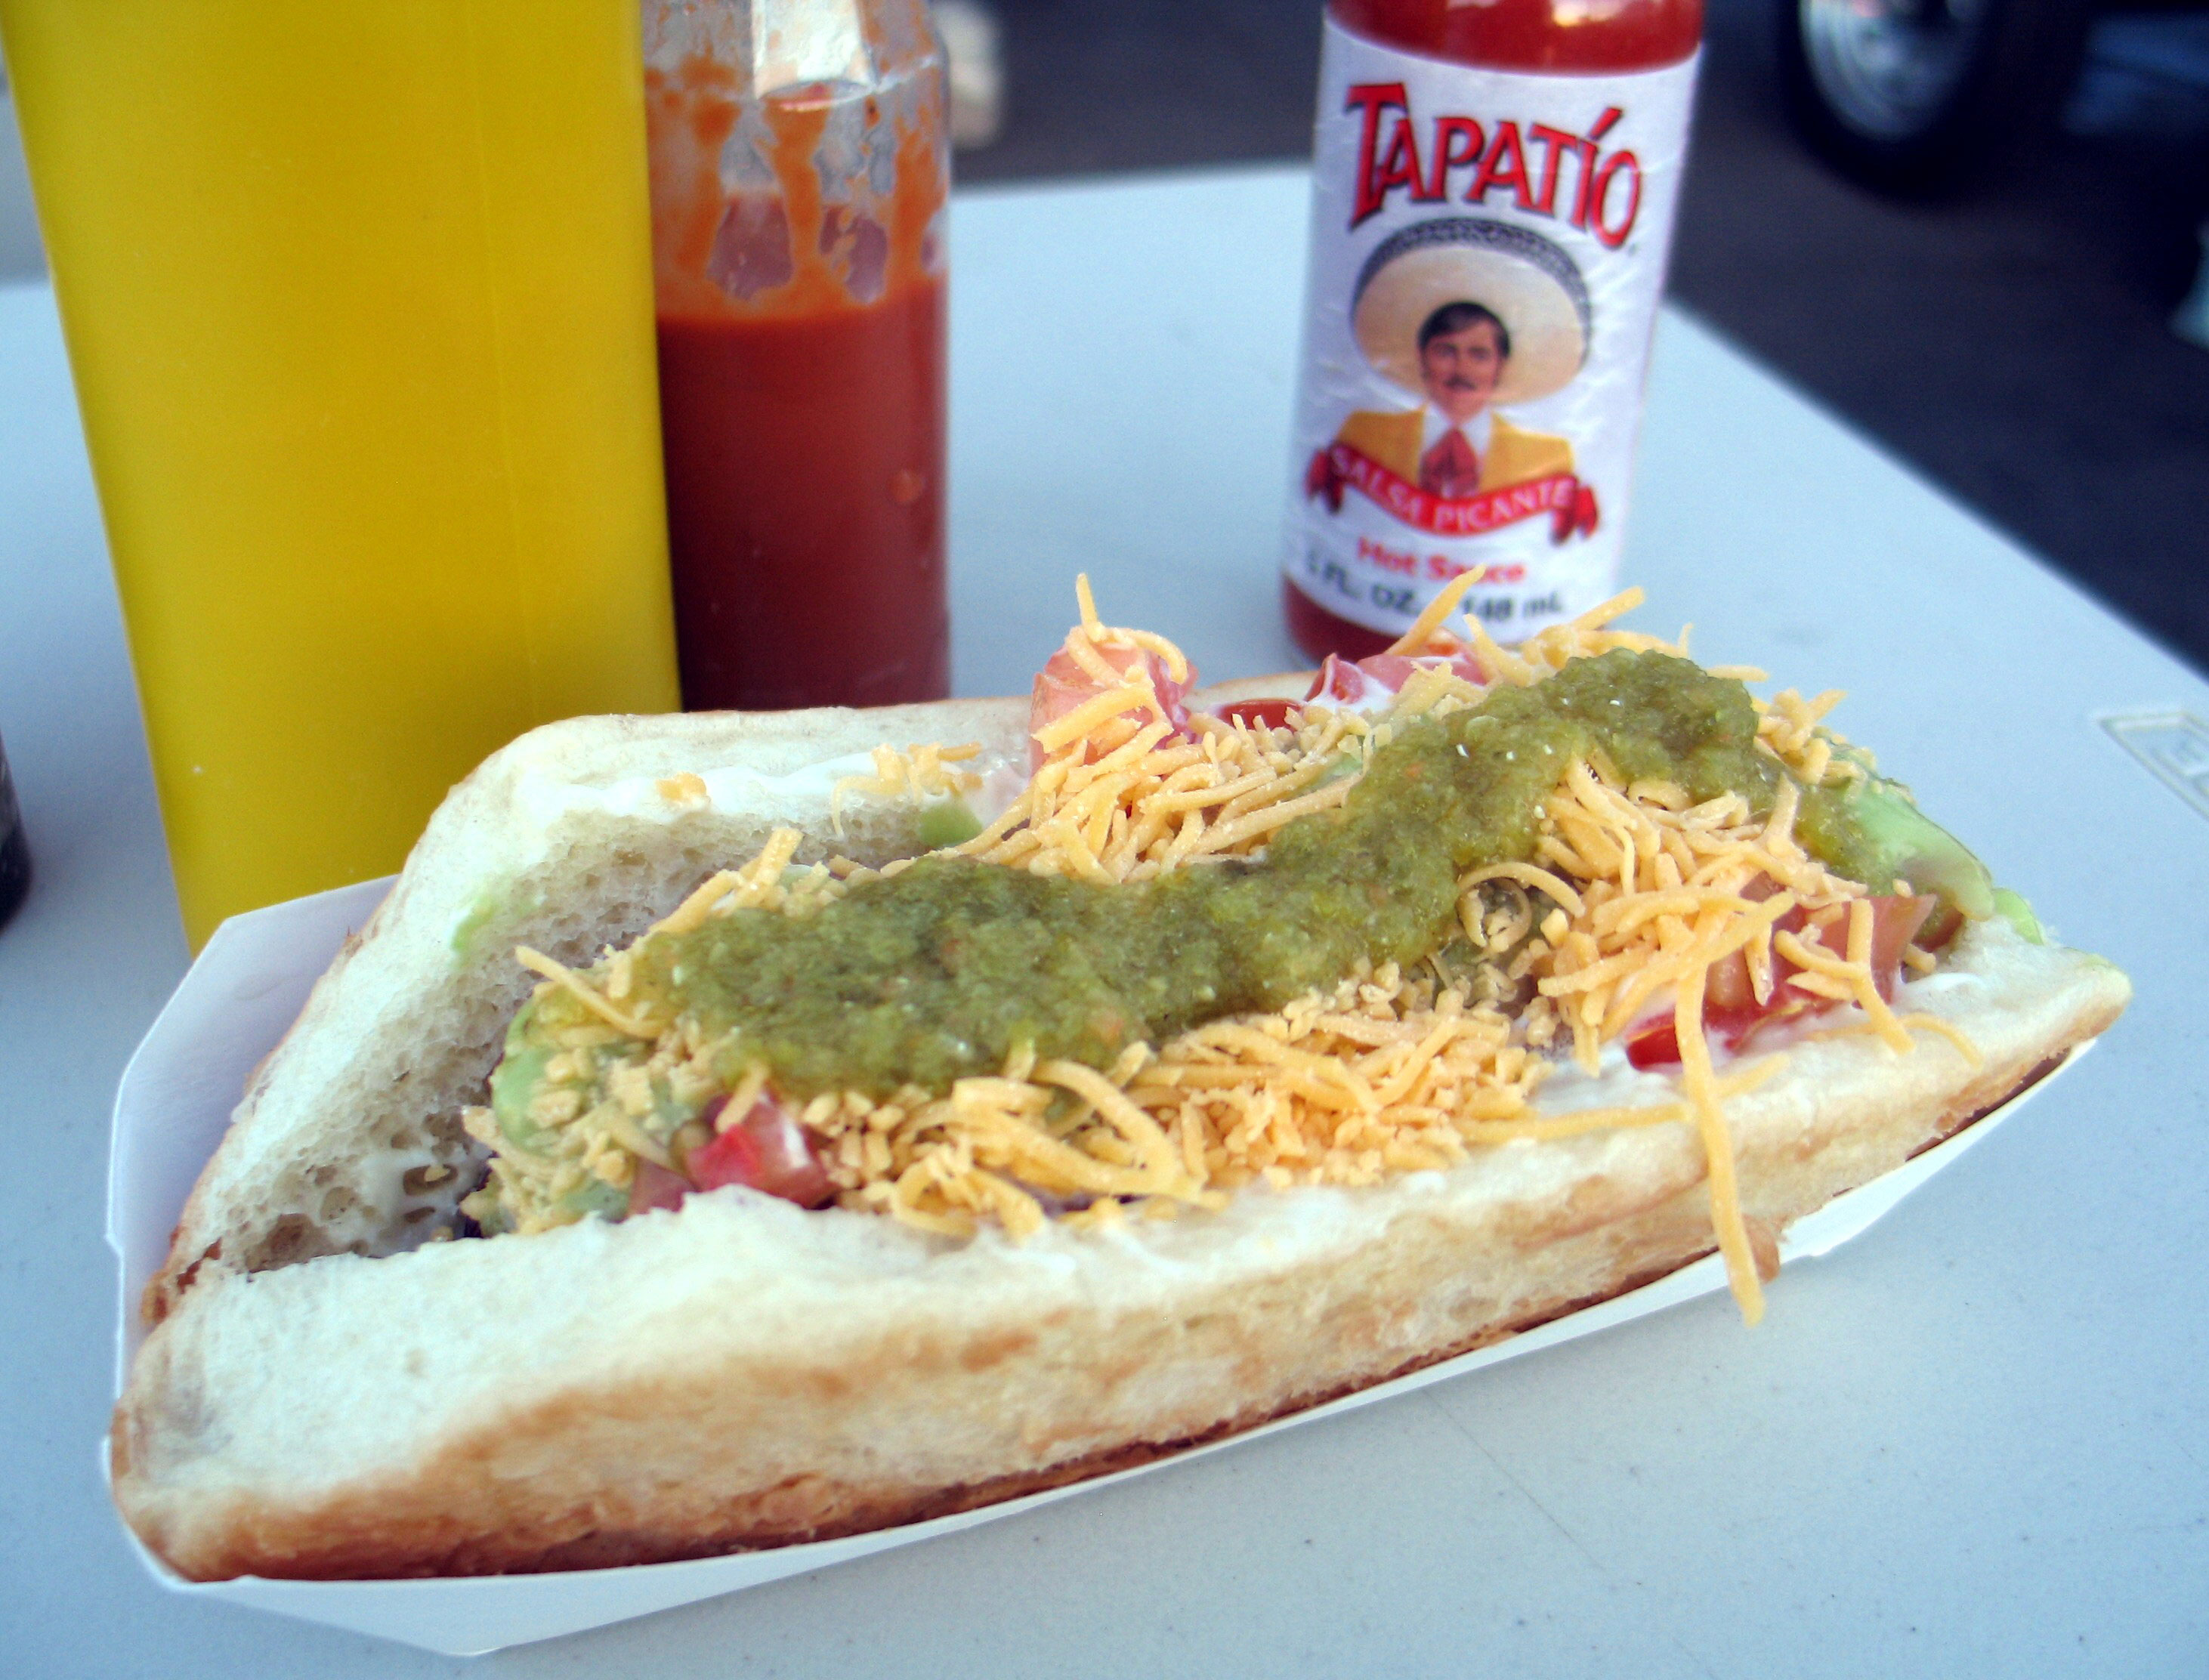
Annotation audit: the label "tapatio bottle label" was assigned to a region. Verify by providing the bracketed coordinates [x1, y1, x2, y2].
[1284, 19, 1698, 641]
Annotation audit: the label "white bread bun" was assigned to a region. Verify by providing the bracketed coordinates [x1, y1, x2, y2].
[149, 679, 1299, 1313]
[116, 682, 2130, 1581]
[148, 698, 1037, 1313]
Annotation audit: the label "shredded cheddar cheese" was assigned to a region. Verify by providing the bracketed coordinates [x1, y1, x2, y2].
[466, 587, 1981, 1320]
[830, 742, 984, 837]
[958, 694, 1383, 887]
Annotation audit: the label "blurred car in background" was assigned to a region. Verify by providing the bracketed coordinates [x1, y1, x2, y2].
[1778, 0, 2201, 187]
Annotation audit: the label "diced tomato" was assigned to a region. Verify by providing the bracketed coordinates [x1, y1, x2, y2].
[686, 1116, 762, 1192]
[1624, 1018, 1679, 1070]
[1028, 641, 1194, 769]
[1776, 892, 1933, 1004]
[626, 1157, 691, 1218]
[1303, 646, 1487, 712]
[687, 1093, 837, 1209]
[1621, 890, 1939, 1068]
[1307, 653, 1373, 706]
[1346, 653, 1425, 694]
[1427, 634, 1485, 681]
[1867, 894, 1938, 994]
[1218, 696, 1299, 732]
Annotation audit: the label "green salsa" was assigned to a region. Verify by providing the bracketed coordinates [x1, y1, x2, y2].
[510, 651, 1984, 1104]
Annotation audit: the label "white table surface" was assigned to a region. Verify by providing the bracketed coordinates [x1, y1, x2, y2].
[4, 165, 2204, 1677]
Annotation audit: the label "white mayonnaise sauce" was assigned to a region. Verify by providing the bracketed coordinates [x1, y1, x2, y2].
[1532, 1039, 1681, 1115]
[520, 748, 1023, 829]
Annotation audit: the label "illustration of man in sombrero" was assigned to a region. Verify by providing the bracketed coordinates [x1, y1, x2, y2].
[1323, 218, 1591, 506]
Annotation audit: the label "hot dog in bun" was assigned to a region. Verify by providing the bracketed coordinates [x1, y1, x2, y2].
[113, 582, 2130, 1580]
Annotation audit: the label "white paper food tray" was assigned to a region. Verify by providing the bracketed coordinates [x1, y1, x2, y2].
[106, 878, 2085, 1657]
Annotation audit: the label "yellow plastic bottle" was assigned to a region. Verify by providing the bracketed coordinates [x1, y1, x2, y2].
[0, 0, 681, 947]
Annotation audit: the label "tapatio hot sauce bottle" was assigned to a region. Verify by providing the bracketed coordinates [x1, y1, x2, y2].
[1283, 0, 1702, 659]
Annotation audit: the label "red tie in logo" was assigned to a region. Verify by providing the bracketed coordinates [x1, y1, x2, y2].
[1418, 428, 1481, 500]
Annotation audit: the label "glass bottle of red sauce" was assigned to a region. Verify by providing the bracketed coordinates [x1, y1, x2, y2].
[1284, 0, 1703, 662]
[643, 0, 950, 711]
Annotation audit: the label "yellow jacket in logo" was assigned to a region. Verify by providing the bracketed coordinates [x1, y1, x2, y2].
[1333, 409, 1574, 496]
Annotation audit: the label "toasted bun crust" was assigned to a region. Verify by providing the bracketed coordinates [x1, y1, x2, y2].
[116, 688, 2130, 1581]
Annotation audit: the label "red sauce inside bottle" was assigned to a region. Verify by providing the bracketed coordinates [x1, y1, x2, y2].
[649, 63, 950, 711]
[1285, 0, 1704, 663]
[657, 279, 947, 711]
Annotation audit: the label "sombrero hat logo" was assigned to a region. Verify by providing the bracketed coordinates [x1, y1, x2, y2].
[1351, 218, 1592, 406]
